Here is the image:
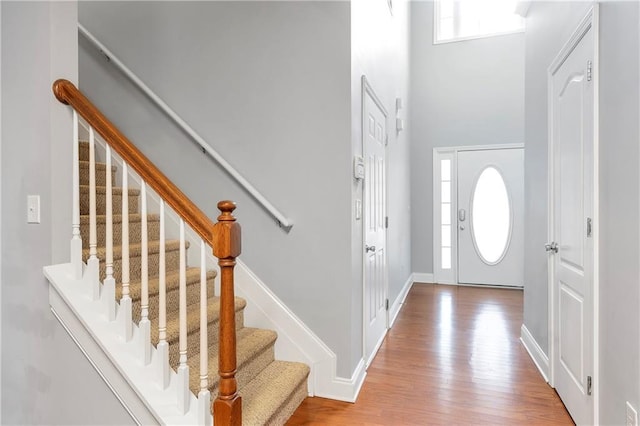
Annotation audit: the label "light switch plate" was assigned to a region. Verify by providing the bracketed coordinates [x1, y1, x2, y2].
[27, 195, 40, 224]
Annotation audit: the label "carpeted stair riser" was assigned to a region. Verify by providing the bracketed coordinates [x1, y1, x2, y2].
[188, 327, 278, 396]
[209, 332, 275, 397]
[80, 214, 160, 249]
[80, 185, 139, 215]
[79, 161, 117, 187]
[238, 361, 310, 426]
[165, 309, 245, 369]
[79, 141, 91, 162]
[82, 240, 184, 283]
[267, 378, 310, 426]
[130, 275, 216, 324]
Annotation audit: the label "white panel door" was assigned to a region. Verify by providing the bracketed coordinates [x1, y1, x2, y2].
[457, 148, 524, 287]
[550, 24, 595, 426]
[364, 90, 387, 366]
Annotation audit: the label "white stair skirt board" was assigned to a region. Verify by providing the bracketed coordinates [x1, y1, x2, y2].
[412, 273, 434, 284]
[389, 275, 413, 328]
[45, 263, 200, 425]
[520, 324, 550, 383]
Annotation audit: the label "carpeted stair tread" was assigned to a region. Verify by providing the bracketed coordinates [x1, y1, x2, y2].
[83, 239, 185, 283]
[128, 269, 216, 323]
[80, 214, 161, 248]
[79, 184, 140, 196]
[80, 184, 140, 215]
[79, 160, 116, 171]
[116, 267, 216, 301]
[187, 327, 277, 394]
[238, 360, 310, 426]
[150, 296, 247, 345]
[82, 239, 184, 262]
[79, 141, 91, 161]
[81, 213, 160, 225]
[79, 160, 117, 186]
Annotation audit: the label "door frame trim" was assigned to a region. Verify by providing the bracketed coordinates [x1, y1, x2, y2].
[432, 143, 524, 286]
[546, 5, 599, 423]
[361, 75, 389, 368]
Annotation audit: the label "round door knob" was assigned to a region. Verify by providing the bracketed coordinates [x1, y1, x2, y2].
[365, 245, 376, 252]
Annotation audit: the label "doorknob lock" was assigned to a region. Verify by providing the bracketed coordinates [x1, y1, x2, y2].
[545, 242, 558, 253]
[365, 245, 376, 253]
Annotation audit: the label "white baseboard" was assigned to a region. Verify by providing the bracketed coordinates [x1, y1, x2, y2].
[234, 259, 365, 403]
[314, 357, 366, 403]
[389, 275, 413, 328]
[412, 272, 434, 283]
[520, 324, 550, 382]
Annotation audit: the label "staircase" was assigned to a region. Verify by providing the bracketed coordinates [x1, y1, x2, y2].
[52, 80, 309, 425]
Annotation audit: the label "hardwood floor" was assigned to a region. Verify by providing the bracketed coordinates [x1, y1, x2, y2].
[287, 283, 574, 425]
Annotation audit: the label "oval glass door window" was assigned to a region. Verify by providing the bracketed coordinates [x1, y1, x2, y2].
[471, 167, 512, 264]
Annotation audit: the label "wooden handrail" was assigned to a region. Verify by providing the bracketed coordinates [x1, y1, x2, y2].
[53, 79, 216, 247]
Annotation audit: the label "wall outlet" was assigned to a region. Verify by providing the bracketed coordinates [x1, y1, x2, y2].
[627, 401, 638, 426]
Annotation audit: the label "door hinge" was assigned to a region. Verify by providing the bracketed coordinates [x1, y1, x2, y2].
[587, 217, 592, 238]
[385, 134, 389, 146]
[385, 216, 389, 229]
[587, 60, 593, 82]
[385, 299, 389, 311]
[587, 376, 592, 395]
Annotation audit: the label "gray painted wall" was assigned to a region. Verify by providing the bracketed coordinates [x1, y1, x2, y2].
[597, 3, 639, 422]
[524, 2, 640, 423]
[409, 1, 525, 275]
[350, 0, 412, 368]
[78, 1, 360, 377]
[1, 1, 135, 424]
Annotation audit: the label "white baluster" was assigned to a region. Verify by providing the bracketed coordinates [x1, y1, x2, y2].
[198, 240, 211, 425]
[177, 219, 190, 413]
[103, 145, 116, 321]
[139, 181, 151, 364]
[120, 162, 132, 341]
[157, 200, 170, 388]
[71, 111, 82, 279]
[87, 127, 100, 299]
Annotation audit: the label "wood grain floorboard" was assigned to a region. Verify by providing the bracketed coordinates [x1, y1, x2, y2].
[287, 283, 574, 425]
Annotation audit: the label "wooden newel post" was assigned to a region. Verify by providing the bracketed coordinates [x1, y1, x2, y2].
[212, 201, 242, 426]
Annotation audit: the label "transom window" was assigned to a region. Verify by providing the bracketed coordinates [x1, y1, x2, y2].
[434, 0, 525, 44]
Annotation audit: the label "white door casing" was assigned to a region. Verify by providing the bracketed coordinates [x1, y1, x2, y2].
[548, 7, 598, 425]
[362, 77, 388, 367]
[457, 148, 524, 287]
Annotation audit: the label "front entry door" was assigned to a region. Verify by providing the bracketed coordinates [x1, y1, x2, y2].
[550, 14, 596, 425]
[457, 148, 524, 287]
[363, 82, 387, 366]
